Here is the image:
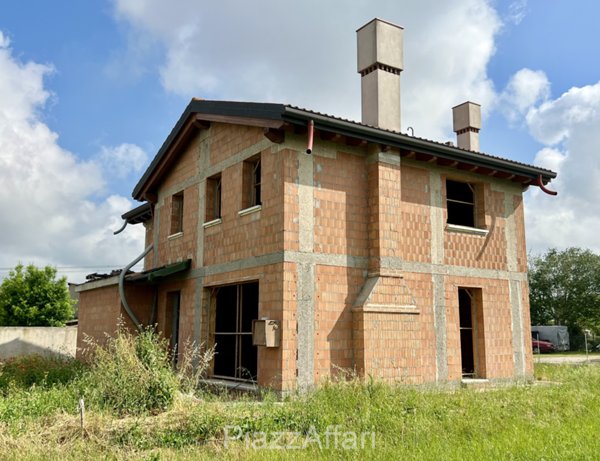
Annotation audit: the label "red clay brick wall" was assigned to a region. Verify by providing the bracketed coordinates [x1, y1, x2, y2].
[208, 123, 264, 167]
[203, 146, 284, 265]
[353, 272, 437, 384]
[399, 166, 432, 263]
[157, 184, 199, 268]
[314, 265, 363, 382]
[313, 151, 369, 258]
[77, 283, 155, 358]
[77, 285, 121, 356]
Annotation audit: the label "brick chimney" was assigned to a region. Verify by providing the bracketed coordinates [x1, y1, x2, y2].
[357, 18, 404, 132]
[452, 102, 481, 151]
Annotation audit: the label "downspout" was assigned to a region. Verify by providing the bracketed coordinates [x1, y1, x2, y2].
[113, 220, 128, 235]
[536, 175, 558, 196]
[119, 243, 154, 331]
[306, 120, 314, 154]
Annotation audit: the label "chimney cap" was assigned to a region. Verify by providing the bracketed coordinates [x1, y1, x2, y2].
[357, 18, 404, 73]
[356, 17, 404, 33]
[452, 101, 481, 132]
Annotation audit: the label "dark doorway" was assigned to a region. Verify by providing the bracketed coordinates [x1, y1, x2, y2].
[213, 282, 258, 381]
[458, 288, 475, 377]
[165, 291, 181, 366]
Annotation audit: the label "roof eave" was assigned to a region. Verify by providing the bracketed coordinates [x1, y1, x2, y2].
[282, 106, 556, 183]
[132, 100, 287, 201]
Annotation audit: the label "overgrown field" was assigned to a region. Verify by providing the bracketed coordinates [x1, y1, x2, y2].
[1, 334, 599, 460]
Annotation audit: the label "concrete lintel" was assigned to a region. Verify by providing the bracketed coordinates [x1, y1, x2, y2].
[158, 176, 201, 203]
[400, 260, 528, 282]
[185, 252, 525, 283]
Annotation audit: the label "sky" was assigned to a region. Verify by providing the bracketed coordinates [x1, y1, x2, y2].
[0, 0, 599, 283]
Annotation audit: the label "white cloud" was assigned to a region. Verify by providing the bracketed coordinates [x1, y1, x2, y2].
[112, 0, 501, 141]
[526, 83, 600, 145]
[500, 68, 550, 123]
[533, 147, 566, 173]
[524, 81, 600, 254]
[0, 34, 145, 282]
[97, 143, 148, 179]
[507, 0, 528, 25]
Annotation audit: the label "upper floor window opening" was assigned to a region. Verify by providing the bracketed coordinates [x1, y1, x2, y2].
[446, 179, 476, 228]
[206, 174, 222, 222]
[242, 155, 262, 210]
[170, 191, 184, 235]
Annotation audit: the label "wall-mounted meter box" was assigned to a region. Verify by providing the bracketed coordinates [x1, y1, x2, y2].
[252, 319, 281, 347]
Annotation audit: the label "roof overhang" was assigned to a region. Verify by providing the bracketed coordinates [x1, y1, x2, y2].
[126, 259, 191, 283]
[132, 99, 557, 202]
[122, 202, 152, 224]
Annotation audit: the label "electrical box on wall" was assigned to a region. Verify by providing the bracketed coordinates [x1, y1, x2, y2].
[252, 319, 280, 347]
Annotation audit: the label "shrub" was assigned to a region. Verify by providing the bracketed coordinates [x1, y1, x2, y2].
[80, 326, 214, 416]
[81, 327, 179, 416]
[0, 264, 74, 326]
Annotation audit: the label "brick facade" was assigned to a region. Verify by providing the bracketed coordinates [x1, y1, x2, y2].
[77, 103, 540, 391]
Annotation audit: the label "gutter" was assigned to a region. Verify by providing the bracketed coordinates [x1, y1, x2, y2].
[282, 106, 557, 183]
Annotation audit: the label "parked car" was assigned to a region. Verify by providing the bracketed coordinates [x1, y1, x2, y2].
[532, 339, 555, 353]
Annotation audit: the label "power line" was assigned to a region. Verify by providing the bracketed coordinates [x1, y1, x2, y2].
[0, 264, 140, 271]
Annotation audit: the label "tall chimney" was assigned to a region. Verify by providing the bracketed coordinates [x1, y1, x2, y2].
[452, 102, 481, 151]
[357, 18, 404, 132]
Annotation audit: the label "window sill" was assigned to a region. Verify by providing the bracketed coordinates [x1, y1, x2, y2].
[238, 204, 262, 217]
[203, 218, 222, 229]
[446, 223, 489, 236]
[167, 231, 183, 241]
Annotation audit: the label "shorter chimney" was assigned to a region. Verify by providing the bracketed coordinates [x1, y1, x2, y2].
[357, 19, 404, 132]
[452, 102, 481, 151]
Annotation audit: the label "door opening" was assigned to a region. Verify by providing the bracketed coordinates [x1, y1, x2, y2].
[458, 288, 475, 378]
[165, 291, 181, 367]
[213, 282, 258, 381]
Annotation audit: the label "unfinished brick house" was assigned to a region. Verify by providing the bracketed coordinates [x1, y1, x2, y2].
[77, 19, 557, 391]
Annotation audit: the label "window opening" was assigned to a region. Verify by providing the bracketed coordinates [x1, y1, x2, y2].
[170, 192, 184, 234]
[251, 158, 261, 207]
[206, 174, 222, 221]
[447, 180, 475, 227]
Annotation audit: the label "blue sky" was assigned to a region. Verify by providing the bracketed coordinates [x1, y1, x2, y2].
[1, 0, 599, 282]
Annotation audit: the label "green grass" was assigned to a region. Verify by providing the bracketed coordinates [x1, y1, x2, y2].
[1, 352, 600, 460]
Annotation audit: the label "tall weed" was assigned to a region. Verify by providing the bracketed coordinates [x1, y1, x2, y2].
[80, 326, 214, 416]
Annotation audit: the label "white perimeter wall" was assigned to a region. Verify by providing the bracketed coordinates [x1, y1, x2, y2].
[0, 327, 77, 359]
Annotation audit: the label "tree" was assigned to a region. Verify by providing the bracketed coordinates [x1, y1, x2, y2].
[0, 264, 74, 326]
[529, 247, 600, 336]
